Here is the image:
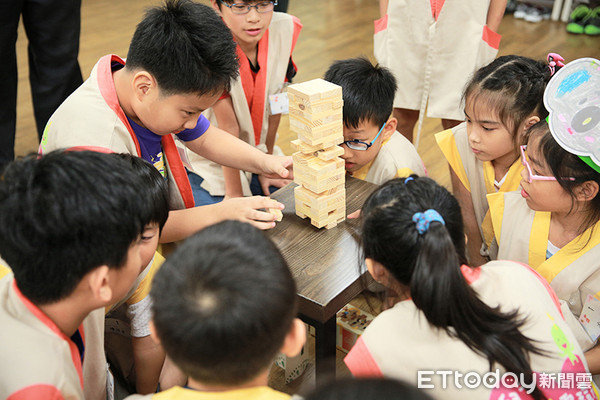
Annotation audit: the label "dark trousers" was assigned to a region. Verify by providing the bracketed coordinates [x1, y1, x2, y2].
[0, 0, 83, 168]
[274, 0, 289, 13]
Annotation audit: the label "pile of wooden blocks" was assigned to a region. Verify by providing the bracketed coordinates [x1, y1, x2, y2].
[287, 78, 346, 229]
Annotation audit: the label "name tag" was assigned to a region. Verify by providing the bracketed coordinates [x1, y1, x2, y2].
[269, 92, 289, 115]
[579, 294, 600, 342]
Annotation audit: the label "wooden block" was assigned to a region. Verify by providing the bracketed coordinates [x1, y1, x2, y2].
[316, 146, 345, 161]
[268, 208, 283, 222]
[297, 131, 344, 148]
[294, 185, 345, 212]
[293, 152, 343, 175]
[287, 78, 342, 103]
[290, 118, 343, 140]
[294, 171, 345, 194]
[288, 103, 343, 123]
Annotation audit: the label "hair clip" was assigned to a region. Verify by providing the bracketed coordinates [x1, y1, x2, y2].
[412, 209, 445, 235]
[547, 53, 565, 76]
[404, 177, 414, 184]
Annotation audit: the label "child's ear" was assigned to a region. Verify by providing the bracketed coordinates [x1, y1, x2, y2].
[132, 71, 156, 100]
[210, 0, 222, 14]
[522, 115, 540, 134]
[365, 258, 388, 284]
[280, 318, 306, 358]
[575, 180, 600, 202]
[149, 320, 162, 346]
[87, 266, 112, 304]
[382, 117, 397, 141]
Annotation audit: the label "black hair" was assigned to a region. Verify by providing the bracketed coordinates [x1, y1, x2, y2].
[304, 377, 433, 400]
[151, 220, 297, 385]
[361, 176, 545, 399]
[114, 154, 169, 232]
[463, 55, 558, 148]
[0, 151, 150, 305]
[324, 57, 396, 130]
[126, 0, 239, 96]
[529, 120, 600, 235]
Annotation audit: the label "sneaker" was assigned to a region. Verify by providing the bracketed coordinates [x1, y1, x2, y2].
[566, 4, 591, 34]
[524, 6, 549, 22]
[514, 3, 530, 19]
[584, 6, 600, 35]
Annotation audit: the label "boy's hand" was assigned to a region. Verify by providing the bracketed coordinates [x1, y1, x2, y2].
[218, 196, 285, 230]
[258, 174, 292, 196]
[261, 155, 294, 180]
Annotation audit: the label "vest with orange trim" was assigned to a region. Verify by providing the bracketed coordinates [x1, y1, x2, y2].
[40, 54, 195, 210]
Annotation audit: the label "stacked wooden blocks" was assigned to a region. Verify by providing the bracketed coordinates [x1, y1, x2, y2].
[288, 78, 346, 229]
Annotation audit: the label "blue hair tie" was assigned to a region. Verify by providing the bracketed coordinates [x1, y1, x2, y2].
[412, 209, 445, 235]
[404, 177, 414, 184]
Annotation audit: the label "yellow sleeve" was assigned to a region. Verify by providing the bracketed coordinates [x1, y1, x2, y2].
[126, 251, 165, 306]
[435, 129, 471, 192]
[0, 263, 11, 280]
[486, 192, 505, 244]
[395, 167, 414, 179]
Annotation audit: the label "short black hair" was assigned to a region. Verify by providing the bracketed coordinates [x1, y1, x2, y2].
[305, 378, 434, 400]
[324, 57, 396, 129]
[126, 0, 239, 96]
[114, 154, 169, 232]
[151, 220, 297, 385]
[0, 151, 151, 305]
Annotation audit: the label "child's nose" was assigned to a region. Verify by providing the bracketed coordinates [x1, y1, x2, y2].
[339, 144, 350, 159]
[246, 7, 261, 20]
[468, 128, 480, 143]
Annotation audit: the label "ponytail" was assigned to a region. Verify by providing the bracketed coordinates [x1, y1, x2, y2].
[361, 177, 546, 399]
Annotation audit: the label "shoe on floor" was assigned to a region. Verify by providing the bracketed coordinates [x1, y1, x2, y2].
[514, 3, 531, 19]
[584, 6, 600, 35]
[567, 4, 591, 34]
[524, 6, 551, 22]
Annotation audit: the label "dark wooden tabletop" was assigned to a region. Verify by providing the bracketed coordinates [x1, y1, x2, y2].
[267, 176, 378, 323]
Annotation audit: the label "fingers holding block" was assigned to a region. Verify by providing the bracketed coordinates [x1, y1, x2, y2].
[269, 208, 283, 222]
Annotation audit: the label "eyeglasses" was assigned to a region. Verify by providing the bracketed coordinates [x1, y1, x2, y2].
[520, 145, 576, 184]
[219, 1, 277, 14]
[342, 123, 386, 151]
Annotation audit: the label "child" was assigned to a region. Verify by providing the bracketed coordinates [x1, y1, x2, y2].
[488, 63, 600, 370]
[435, 55, 556, 265]
[185, 0, 302, 204]
[0, 150, 154, 399]
[324, 57, 426, 184]
[375, 0, 506, 145]
[40, 0, 290, 242]
[345, 176, 597, 400]
[124, 220, 306, 399]
[104, 154, 170, 395]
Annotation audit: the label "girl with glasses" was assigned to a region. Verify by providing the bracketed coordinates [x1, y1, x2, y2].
[435, 55, 562, 266]
[489, 117, 600, 373]
[344, 176, 596, 400]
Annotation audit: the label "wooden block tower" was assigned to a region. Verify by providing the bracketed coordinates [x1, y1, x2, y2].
[287, 78, 346, 229]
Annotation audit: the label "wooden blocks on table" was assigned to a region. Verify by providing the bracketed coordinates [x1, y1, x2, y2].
[288, 79, 346, 229]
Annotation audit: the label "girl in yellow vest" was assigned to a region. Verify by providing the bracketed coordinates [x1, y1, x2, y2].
[345, 176, 597, 400]
[489, 58, 600, 374]
[435, 55, 562, 266]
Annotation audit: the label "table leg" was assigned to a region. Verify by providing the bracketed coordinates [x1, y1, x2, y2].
[300, 314, 337, 386]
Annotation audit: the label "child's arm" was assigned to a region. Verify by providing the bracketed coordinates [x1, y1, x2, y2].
[256, 113, 293, 195]
[185, 125, 292, 180]
[450, 168, 488, 266]
[212, 97, 245, 198]
[379, 0, 388, 18]
[159, 196, 284, 243]
[486, 0, 508, 32]
[585, 343, 600, 375]
[132, 335, 165, 394]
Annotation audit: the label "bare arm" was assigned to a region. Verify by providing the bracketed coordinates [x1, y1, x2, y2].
[185, 124, 292, 179]
[159, 196, 284, 243]
[379, 0, 388, 18]
[265, 113, 281, 155]
[450, 168, 488, 266]
[212, 97, 245, 198]
[486, 0, 507, 32]
[585, 343, 600, 375]
[132, 336, 165, 394]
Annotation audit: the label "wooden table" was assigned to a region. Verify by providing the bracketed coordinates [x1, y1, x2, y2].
[267, 176, 378, 383]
